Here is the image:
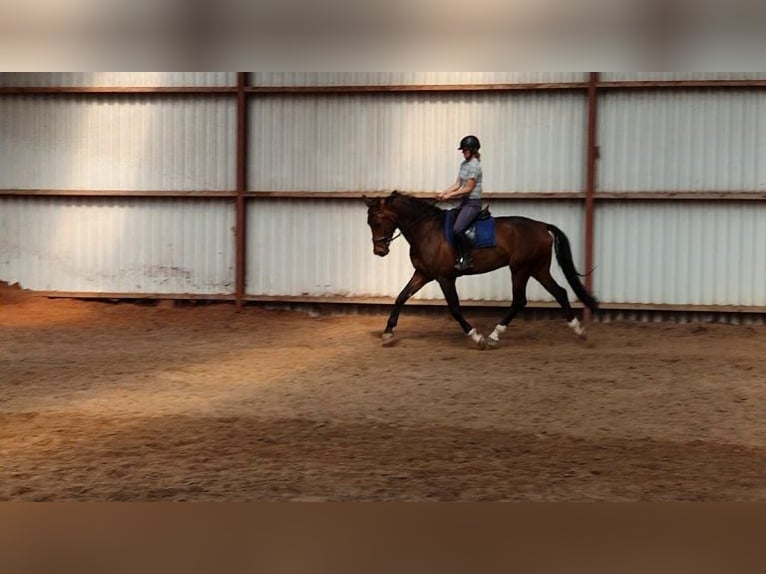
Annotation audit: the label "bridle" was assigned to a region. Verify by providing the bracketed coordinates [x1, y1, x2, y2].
[371, 210, 402, 248]
[373, 230, 402, 246]
[370, 198, 438, 248]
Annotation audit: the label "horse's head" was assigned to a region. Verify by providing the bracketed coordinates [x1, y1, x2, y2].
[364, 193, 399, 257]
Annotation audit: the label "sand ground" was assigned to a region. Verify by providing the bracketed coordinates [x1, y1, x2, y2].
[1, 283, 765, 501]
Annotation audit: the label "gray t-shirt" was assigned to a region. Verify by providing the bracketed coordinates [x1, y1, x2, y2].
[458, 157, 482, 200]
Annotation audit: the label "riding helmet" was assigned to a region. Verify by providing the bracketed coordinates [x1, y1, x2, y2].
[458, 135, 481, 151]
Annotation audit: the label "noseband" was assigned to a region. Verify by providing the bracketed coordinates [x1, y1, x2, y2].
[373, 231, 401, 246]
[370, 198, 435, 247]
[371, 210, 402, 247]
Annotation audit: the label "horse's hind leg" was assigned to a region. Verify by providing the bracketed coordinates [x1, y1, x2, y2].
[533, 268, 586, 339]
[487, 268, 530, 348]
[382, 271, 430, 345]
[437, 277, 486, 348]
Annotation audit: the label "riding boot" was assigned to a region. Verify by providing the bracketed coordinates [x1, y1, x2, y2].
[454, 232, 473, 271]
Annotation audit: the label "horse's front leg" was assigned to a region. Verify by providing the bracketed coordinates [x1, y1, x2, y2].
[437, 277, 486, 349]
[382, 271, 431, 346]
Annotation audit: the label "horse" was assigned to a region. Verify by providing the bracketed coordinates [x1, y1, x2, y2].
[364, 191, 599, 349]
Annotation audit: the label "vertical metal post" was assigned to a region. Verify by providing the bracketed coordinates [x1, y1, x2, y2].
[584, 72, 599, 321]
[235, 72, 248, 308]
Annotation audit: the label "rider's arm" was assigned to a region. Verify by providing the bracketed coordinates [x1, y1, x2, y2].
[437, 178, 461, 201]
[442, 178, 475, 200]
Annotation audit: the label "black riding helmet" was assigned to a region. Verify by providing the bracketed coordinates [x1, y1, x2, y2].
[458, 135, 480, 151]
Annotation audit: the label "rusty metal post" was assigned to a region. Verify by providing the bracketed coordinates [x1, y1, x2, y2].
[584, 72, 599, 321]
[235, 72, 248, 308]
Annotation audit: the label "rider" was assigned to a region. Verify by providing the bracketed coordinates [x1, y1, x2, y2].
[437, 135, 483, 271]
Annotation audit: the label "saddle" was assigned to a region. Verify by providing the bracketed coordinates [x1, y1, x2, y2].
[444, 207, 496, 248]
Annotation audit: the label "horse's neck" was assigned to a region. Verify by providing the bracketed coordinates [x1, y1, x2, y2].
[393, 203, 440, 244]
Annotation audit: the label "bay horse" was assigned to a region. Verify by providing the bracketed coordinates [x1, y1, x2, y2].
[364, 191, 598, 348]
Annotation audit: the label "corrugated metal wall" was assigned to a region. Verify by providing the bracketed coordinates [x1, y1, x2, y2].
[245, 87, 587, 303]
[1, 72, 765, 316]
[248, 93, 585, 193]
[595, 202, 766, 306]
[0, 95, 236, 191]
[594, 87, 766, 309]
[250, 73, 587, 86]
[599, 90, 766, 192]
[0, 73, 237, 295]
[601, 72, 766, 81]
[0, 73, 236, 87]
[0, 198, 234, 293]
[247, 199, 583, 303]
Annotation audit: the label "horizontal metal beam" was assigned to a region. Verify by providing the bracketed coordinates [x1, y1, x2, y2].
[38, 291, 236, 301]
[246, 83, 589, 94]
[2, 80, 765, 97]
[37, 291, 567, 307]
[3, 189, 766, 201]
[0, 189, 235, 198]
[247, 80, 766, 94]
[598, 80, 766, 90]
[243, 295, 579, 308]
[0, 84, 587, 95]
[243, 296, 766, 313]
[36, 291, 766, 314]
[596, 302, 766, 313]
[0, 87, 237, 95]
[246, 191, 586, 200]
[594, 191, 766, 201]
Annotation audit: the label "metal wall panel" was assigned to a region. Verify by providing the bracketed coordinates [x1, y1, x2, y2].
[595, 310, 764, 326]
[0, 198, 234, 293]
[601, 72, 766, 82]
[250, 72, 588, 86]
[0, 73, 236, 87]
[246, 199, 585, 303]
[4, 73, 764, 316]
[594, 202, 766, 306]
[248, 93, 586, 193]
[599, 90, 766, 192]
[0, 95, 236, 190]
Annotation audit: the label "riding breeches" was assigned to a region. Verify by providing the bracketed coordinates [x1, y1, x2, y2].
[452, 200, 482, 234]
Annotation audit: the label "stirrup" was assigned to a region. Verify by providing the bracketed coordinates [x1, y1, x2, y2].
[454, 257, 473, 271]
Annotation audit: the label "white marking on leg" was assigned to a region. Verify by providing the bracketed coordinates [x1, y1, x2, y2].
[467, 328, 484, 345]
[488, 323, 506, 343]
[568, 318, 585, 336]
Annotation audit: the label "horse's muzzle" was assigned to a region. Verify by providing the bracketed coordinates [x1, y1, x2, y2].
[373, 244, 390, 256]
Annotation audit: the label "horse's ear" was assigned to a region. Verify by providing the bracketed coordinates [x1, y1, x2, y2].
[385, 190, 400, 205]
[363, 195, 376, 208]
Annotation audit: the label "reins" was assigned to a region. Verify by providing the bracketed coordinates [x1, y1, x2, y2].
[373, 197, 440, 247]
[373, 231, 402, 246]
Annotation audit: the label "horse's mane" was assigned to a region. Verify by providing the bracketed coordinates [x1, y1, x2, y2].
[389, 191, 443, 221]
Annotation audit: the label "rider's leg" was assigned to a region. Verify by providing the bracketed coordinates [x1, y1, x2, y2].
[453, 232, 472, 271]
[452, 202, 481, 270]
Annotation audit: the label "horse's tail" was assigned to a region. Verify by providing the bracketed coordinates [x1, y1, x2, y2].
[546, 224, 599, 313]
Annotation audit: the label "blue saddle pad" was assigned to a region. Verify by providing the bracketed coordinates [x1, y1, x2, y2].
[444, 210, 496, 248]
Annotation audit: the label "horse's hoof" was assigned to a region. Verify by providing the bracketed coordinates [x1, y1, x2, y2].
[486, 337, 500, 350]
[467, 328, 487, 349]
[381, 333, 397, 347]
